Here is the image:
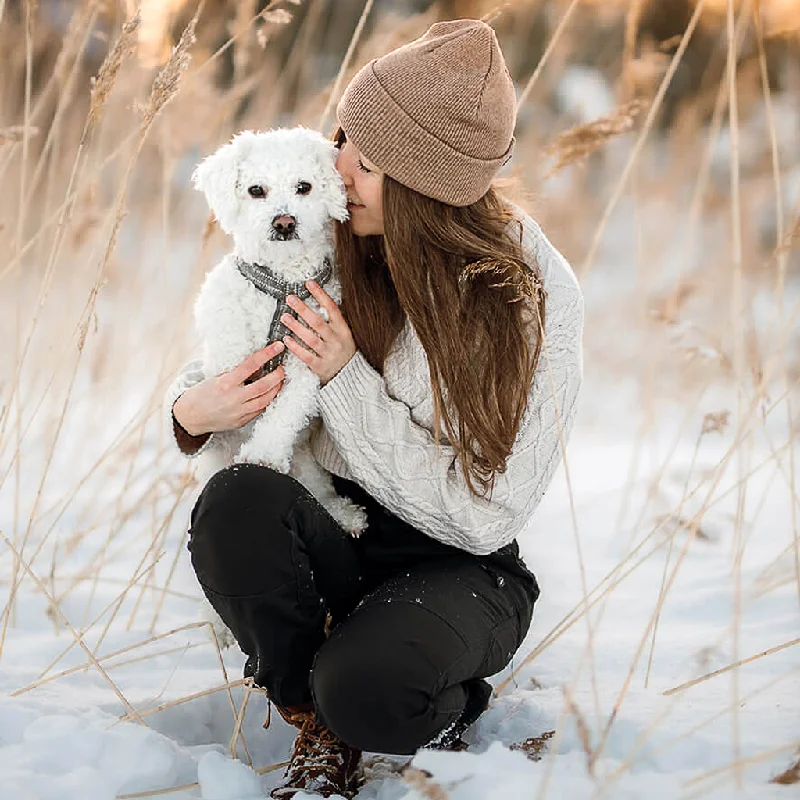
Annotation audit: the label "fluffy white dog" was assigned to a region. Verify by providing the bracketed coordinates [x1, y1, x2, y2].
[192, 127, 367, 535]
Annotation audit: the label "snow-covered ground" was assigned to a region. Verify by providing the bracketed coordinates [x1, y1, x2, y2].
[1, 342, 797, 800]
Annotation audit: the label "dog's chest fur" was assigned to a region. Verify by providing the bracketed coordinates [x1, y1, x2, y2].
[234, 269, 284, 345]
[195, 254, 328, 375]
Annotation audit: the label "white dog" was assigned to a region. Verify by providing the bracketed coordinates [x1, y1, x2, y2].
[192, 127, 368, 535]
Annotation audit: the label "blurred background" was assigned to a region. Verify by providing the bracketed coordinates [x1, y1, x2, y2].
[2, 0, 798, 402]
[0, 0, 798, 774]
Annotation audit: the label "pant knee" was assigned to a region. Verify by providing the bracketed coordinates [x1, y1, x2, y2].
[188, 465, 303, 595]
[194, 463, 296, 522]
[311, 635, 463, 754]
[190, 465, 300, 544]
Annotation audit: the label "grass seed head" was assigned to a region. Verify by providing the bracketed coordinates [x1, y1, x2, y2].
[88, 13, 141, 129]
[546, 99, 648, 177]
[701, 410, 731, 436]
[459, 257, 545, 304]
[143, 14, 198, 125]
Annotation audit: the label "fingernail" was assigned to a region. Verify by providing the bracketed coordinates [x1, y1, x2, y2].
[306, 280, 317, 289]
[287, 295, 297, 304]
[274, 341, 284, 351]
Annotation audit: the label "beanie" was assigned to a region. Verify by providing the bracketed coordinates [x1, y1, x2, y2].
[336, 19, 516, 207]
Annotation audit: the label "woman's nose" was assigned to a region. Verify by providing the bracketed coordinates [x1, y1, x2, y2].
[336, 158, 352, 186]
[336, 146, 353, 185]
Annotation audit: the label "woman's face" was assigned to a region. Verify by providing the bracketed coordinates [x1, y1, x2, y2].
[336, 137, 384, 236]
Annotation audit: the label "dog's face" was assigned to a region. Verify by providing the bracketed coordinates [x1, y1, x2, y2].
[192, 128, 348, 257]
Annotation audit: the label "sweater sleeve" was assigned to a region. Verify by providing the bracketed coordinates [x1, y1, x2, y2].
[164, 359, 216, 458]
[317, 282, 584, 556]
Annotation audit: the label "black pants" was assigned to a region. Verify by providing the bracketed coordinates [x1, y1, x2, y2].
[188, 463, 539, 755]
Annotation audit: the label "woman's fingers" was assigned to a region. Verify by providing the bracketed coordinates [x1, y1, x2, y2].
[286, 294, 328, 337]
[282, 332, 321, 366]
[227, 341, 285, 387]
[241, 381, 282, 417]
[241, 365, 284, 402]
[280, 311, 322, 352]
[306, 280, 346, 327]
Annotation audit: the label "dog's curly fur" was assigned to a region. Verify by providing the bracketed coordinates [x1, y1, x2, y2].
[192, 127, 368, 537]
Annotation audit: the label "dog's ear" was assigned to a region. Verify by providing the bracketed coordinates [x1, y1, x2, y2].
[192, 133, 253, 233]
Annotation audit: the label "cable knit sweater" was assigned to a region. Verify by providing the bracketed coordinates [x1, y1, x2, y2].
[165, 210, 584, 556]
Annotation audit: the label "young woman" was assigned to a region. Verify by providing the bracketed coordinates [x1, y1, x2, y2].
[167, 19, 583, 799]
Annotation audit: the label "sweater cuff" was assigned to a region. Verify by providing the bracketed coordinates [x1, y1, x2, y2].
[319, 350, 379, 422]
[172, 408, 212, 455]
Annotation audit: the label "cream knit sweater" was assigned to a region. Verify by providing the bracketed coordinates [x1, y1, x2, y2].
[165, 211, 584, 556]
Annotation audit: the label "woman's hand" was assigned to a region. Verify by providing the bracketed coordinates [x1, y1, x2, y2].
[172, 342, 286, 436]
[280, 280, 356, 385]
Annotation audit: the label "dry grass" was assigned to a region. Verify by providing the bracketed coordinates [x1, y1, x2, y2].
[770, 751, 800, 785]
[402, 766, 450, 799]
[87, 13, 141, 128]
[510, 729, 556, 761]
[544, 98, 647, 177]
[0, 125, 39, 143]
[0, 0, 799, 797]
[775, 214, 800, 255]
[459, 256, 545, 302]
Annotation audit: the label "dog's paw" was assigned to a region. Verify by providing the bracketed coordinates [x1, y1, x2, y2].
[235, 444, 290, 474]
[324, 497, 368, 536]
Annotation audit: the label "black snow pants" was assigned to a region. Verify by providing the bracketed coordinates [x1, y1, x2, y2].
[187, 463, 539, 755]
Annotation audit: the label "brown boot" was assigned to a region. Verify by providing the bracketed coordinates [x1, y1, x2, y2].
[270, 704, 362, 799]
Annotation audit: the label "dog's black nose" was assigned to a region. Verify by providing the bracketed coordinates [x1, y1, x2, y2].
[272, 215, 296, 236]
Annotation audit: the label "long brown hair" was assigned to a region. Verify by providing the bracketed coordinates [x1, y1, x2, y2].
[334, 134, 546, 497]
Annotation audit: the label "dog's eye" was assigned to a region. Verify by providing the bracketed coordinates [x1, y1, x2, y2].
[296, 182, 312, 196]
[247, 185, 266, 198]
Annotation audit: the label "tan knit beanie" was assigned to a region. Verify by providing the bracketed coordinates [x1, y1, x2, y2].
[336, 19, 516, 207]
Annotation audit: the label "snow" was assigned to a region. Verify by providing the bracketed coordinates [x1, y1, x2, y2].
[198, 751, 265, 799]
[1, 374, 797, 799]
[555, 66, 615, 124]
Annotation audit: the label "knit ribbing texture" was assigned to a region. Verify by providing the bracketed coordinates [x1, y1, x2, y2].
[336, 19, 517, 206]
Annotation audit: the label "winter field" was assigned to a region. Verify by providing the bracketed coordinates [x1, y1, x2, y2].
[1, 1, 799, 798]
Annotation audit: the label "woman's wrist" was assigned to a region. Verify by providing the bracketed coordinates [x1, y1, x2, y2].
[320, 350, 356, 388]
[171, 399, 211, 456]
[172, 395, 207, 438]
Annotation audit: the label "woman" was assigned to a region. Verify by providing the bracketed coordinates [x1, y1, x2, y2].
[167, 19, 583, 799]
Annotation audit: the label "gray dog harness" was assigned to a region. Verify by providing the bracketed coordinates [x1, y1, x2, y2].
[236, 257, 334, 378]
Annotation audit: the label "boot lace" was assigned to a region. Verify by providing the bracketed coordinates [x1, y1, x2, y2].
[285, 715, 347, 784]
